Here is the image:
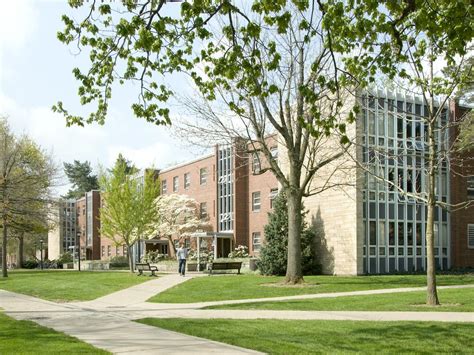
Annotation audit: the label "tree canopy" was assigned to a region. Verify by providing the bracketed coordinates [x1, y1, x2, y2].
[63, 160, 99, 199]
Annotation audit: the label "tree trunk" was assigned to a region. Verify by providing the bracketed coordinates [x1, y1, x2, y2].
[285, 188, 304, 284]
[426, 111, 440, 306]
[128, 244, 134, 273]
[18, 233, 24, 268]
[2, 217, 7, 277]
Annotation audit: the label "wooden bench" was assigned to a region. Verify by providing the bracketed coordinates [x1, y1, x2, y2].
[136, 263, 158, 276]
[207, 261, 242, 275]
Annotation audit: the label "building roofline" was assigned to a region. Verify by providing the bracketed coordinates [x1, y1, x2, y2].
[159, 153, 215, 174]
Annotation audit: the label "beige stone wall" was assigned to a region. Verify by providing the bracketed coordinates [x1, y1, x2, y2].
[278, 93, 364, 275]
[47, 225, 62, 261]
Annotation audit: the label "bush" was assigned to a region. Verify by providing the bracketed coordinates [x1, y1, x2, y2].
[141, 251, 169, 263]
[56, 252, 73, 267]
[188, 249, 214, 262]
[228, 245, 249, 258]
[22, 260, 38, 269]
[109, 255, 129, 267]
[257, 191, 319, 276]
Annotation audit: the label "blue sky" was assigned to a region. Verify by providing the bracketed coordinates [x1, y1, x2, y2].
[0, 0, 199, 194]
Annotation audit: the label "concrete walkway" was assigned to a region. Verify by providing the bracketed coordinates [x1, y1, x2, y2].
[1, 274, 474, 354]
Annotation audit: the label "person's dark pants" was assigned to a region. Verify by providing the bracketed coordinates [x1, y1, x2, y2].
[178, 259, 186, 275]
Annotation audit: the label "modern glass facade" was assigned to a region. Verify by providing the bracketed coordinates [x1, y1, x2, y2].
[361, 90, 450, 273]
[217, 145, 234, 232]
[62, 200, 76, 253]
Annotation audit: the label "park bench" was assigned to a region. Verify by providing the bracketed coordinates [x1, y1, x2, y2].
[207, 261, 242, 275]
[136, 263, 158, 277]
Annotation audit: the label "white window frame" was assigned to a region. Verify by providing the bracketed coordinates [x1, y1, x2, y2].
[200, 168, 208, 185]
[252, 191, 261, 212]
[173, 176, 179, 192]
[252, 153, 260, 174]
[184, 173, 190, 189]
[200, 202, 208, 219]
[468, 176, 474, 201]
[252, 232, 261, 252]
[468, 224, 474, 249]
[270, 146, 278, 162]
[161, 179, 167, 194]
[269, 188, 278, 209]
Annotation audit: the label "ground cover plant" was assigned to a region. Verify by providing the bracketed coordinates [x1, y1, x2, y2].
[137, 318, 474, 354]
[0, 312, 108, 354]
[148, 274, 474, 303]
[0, 270, 150, 302]
[208, 287, 474, 312]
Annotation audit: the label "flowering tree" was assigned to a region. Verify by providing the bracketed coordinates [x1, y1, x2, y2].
[152, 194, 211, 255]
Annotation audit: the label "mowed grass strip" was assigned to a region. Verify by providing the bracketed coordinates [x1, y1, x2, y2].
[0, 270, 150, 302]
[208, 286, 474, 312]
[148, 274, 474, 303]
[137, 318, 474, 354]
[0, 312, 109, 354]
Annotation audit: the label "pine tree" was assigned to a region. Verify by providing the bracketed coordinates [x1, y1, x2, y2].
[258, 191, 317, 276]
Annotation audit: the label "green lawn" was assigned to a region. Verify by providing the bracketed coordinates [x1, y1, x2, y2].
[148, 274, 474, 303]
[138, 318, 474, 354]
[0, 312, 108, 354]
[208, 286, 474, 312]
[0, 270, 150, 302]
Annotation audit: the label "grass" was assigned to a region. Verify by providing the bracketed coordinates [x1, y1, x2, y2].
[148, 274, 474, 303]
[208, 286, 474, 312]
[137, 318, 474, 354]
[0, 270, 150, 302]
[0, 312, 108, 354]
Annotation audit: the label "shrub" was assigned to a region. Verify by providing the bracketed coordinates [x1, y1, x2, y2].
[228, 245, 249, 258]
[141, 251, 169, 263]
[188, 249, 214, 262]
[257, 191, 319, 276]
[57, 252, 73, 267]
[22, 259, 38, 269]
[109, 255, 129, 267]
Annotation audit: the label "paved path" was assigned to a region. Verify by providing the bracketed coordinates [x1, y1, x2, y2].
[2, 275, 474, 354]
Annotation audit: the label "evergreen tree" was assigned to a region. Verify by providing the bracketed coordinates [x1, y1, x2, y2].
[258, 191, 317, 276]
[63, 160, 99, 199]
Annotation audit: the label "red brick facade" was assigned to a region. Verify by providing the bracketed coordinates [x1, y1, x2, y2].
[450, 101, 474, 268]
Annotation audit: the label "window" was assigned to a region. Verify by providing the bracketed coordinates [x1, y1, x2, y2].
[200, 168, 208, 185]
[162, 180, 167, 194]
[468, 176, 474, 201]
[101, 246, 105, 257]
[107, 245, 111, 257]
[270, 146, 278, 163]
[468, 225, 474, 249]
[184, 173, 190, 189]
[200, 202, 208, 219]
[173, 176, 179, 192]
[252, 232, 261, 252]
[252, 192, 261, 212]
[123, 245, 128, 256]
[115, 246, 120, 256]
[270, 188, 278, 209]
[252, 153, 260, 174]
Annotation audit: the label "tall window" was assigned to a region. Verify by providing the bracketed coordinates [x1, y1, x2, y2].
[252, 153, 260, 174]
[200, 168, 208, 185]
[270, 188, 278, 208]
[101, 246, 105, 257]
[184, 173, 190, 189]
[252, 232, 261, 252]
[270, 146, 278, 163]
[107, 245, 111, 257]
[173, 176, 179, 192]
[162, 179, 167, 194]
[200, 202, 208, 219]
[468, 225, 474, 249]
[123, 245, 128, 256]
[468, 176, 474, 201]
[252, 191, 261, 212]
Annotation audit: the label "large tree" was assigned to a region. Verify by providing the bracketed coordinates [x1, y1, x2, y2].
[0, 118, 57, 277]
[55, 0, 354, 284]
[63, 160, 99, 199]
[323, 0, 473, 305]
[99, 157, 160, 272]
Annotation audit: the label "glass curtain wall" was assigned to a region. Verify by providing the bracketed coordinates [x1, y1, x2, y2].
[361, 90, 450, 273]
[217, 145, 234, 232]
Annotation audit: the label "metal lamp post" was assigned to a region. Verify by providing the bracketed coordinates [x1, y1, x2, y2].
[39, 239, 43, 270]
[76, 232, 81, 272]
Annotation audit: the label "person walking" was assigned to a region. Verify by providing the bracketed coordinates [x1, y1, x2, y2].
[176, 242, 188, 276]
